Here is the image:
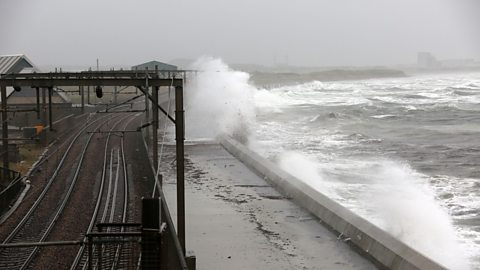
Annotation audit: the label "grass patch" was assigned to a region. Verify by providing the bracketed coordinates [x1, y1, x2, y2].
[10, 144, 45, 176]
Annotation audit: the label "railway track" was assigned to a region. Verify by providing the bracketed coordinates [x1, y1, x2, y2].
[0, 107, 142, 269]
[0, 114, 121, 270]
[70, 114, 137, 270]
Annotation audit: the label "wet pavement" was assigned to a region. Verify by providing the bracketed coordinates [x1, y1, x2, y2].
[159, 142, 376, 270]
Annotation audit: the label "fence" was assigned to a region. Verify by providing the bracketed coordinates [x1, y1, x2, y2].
[87, 224, 142, 270]
[85, 198, 193, 270]
[0, 167, 22, 216]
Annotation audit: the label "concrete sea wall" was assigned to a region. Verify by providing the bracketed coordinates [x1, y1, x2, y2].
[220, 136, 446, 270]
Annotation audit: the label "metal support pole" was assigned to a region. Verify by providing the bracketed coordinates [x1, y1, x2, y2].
[87, 85, 90, 104]
[114, 86, 118, 105]
[141, 197, 160, 269]
[144, 86, 150, 142]
[35, 87, 40, 120]
[48, 87, 53, 131]
[153, 86, 159, 171]
[1, 85, 9, 176]
[80, 86, 84, 114]
[175, 85, 185, 254]
[42, 88, 47, 126]
[41, 88, 48, 146]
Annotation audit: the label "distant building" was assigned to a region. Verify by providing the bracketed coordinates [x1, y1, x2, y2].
[131, 60, 177, 71]
[417, 52, 440, 69]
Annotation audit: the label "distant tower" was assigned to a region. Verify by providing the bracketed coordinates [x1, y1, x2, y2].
[417, 52, 439, 68]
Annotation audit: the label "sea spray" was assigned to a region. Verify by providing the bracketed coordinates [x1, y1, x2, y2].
[277, 151, 341, 201]
[185, 57, 256, 143]
[277, 152, 470, 269]
[366, 160, 470, 270]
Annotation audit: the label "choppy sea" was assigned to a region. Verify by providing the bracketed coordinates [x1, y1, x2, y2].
[251, 72, 480, 269]
[184, 59, 480, 269]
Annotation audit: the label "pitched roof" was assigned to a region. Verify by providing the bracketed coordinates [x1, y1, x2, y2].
[131, 60, 177, 70]
[0, 54, 38, 75]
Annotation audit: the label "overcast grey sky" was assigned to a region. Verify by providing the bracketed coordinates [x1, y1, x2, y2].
[1, 0, 479, 67]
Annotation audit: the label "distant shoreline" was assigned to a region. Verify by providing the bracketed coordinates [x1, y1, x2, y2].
[249, 69, 407, 87]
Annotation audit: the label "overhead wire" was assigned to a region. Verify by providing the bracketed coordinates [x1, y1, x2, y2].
[151, 76, 174, 197]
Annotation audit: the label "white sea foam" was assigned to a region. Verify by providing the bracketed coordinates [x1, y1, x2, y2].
[371, 114, 397, 119]
[265, 81, 371, 107]
[403, 105, 418, 111]
[365, 161, 470, 270]
[185, 57, 256, 142]
[254, 89, 290, 112]
[277, 153, 470, 269]
[277, 151, 340, 201]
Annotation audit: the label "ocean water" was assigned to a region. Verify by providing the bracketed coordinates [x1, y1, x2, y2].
[252, 72, 480, 269]
[184, 58, 480, 269]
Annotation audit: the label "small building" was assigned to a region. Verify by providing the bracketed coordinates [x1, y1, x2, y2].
[131, 60, 177, 71]
[0, 54, 37, 75]
[417, 52, 440, 69]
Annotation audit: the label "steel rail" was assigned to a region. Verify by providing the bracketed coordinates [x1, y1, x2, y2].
[0, 114, 108, 227]
[96, 115, 136, 270]
[74, 117, 126, 269]
[110, 116, 134, 270]
[29, 113, 110, 175]
[19, 117, 111, 270]
[105, 149, 121, 270]
[0, 115, 121, 270]
[2, 115, 108, 244]
[70, 114, 134, 270]
[88, 115, 135, 270]
[69, 127, 111, 270]
[102, 149, 115, 225]
[1, 101, 140, 269]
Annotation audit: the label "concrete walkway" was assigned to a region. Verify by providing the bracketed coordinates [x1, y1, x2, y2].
[160, 142, 376, 270]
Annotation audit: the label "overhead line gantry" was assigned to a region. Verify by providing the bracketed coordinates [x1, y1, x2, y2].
[0, 68, 190, 254]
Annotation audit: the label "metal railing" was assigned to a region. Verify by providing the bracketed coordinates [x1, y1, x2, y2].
[0, 167, 22, 216]
[157, 194, 191, 270]
[87, 225, 142, 270]
[84, 197, 193, 270]
[0, 166, 21, 184]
